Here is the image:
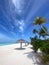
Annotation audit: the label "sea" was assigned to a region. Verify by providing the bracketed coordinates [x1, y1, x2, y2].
[0, 42, 17, 46]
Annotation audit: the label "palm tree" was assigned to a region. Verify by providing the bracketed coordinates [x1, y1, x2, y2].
[33, 17, 49, 37]
[33, 17, 46, 25]
[39, 26, 48, 39]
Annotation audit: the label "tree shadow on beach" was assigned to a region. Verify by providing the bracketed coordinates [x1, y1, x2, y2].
[24, 51, 44, 65]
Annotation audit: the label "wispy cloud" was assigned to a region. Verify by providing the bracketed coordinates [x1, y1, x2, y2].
[19, 20, 25, 33]
[14, 20, 25, 33]
[19, 26, 24, 32]
[18, 20, 25, 26]
[0, 24, 8, 32]
[26, 0, 47, 21]
[0, 33, 16, 42]
[25, 0, 47, 27]
[0, 0, 49, 41]
[12, 0, 24, 13]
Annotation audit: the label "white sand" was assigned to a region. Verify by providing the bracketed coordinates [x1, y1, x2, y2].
[0, 43, 34, 65]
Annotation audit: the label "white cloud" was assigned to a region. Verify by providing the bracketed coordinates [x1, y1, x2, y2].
[12, 0, 21, 9]
[12, 0, 24, 13]
[18, 20, 25, 26]
[19, 20, 25, 33]
[14, 20, 25, 33]
[19, 26, 24, 32]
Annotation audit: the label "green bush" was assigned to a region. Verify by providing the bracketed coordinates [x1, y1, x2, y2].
[40, 42, 49, 54]
[31, 38, 49, 55]
[32, 39, 42, 52]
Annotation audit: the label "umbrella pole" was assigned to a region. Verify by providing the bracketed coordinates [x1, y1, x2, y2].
[20, 42, 22, 48]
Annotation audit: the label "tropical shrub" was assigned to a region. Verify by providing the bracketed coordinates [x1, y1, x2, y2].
[31, 39, 42, 52]
[40, 41, 49, 54]
[39, 40, 49, 64]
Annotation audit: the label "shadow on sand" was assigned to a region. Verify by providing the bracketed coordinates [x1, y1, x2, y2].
[14, 48, 26, 50]
[24, 51, 44, 65]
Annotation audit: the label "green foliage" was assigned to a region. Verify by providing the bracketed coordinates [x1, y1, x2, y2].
[40, 41, 49, 54]
[30, 36, 38, 45]
[33, 17, 46, 25]
[31, 17, 49, 63]
[31, 39, 42, 52]
[30, 37, 34, 45]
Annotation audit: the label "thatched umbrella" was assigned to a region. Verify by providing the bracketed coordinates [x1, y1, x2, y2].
[16, 39, 27, 48]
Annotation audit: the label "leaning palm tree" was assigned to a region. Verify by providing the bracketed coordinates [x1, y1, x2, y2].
[33, 17, 46, 25]
[39, 26, 48, 39]
[33, 17, 48, 36]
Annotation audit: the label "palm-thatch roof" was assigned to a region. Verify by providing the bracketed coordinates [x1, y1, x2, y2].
[16, 39, 28, 43]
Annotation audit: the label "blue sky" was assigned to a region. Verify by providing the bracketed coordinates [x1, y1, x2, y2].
[0, 0, 49, 42]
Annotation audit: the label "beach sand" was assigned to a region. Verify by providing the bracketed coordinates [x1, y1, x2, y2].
[0, 43, 34, 65]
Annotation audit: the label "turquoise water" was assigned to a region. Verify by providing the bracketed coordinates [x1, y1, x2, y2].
[0, 42, 17, 46]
